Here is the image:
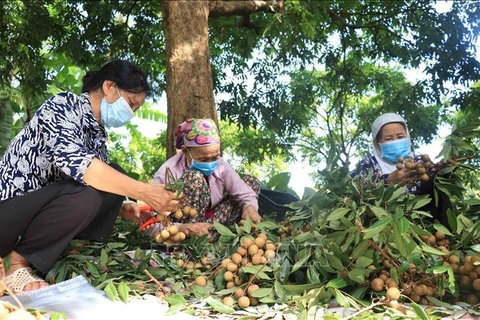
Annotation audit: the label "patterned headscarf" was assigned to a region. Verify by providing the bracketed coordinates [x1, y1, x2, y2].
[174, 118, 221, 149]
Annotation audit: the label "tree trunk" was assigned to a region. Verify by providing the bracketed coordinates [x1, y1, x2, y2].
[162, 0, 216, 158]
[162, 0, 284, 158]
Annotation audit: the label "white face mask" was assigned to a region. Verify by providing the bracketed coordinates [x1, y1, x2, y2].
[100, 87, 134, 127]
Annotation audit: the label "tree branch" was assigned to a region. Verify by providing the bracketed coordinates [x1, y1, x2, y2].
[209, 0, 284, 18]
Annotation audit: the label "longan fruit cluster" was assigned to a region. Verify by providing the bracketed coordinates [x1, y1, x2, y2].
[153, 224, 187, 246]
[220, 234, 278, 309]
[396, 155, 434, 182]
[171, 205, 198, 221]
[449, 253, 480, 305]
[369, 261, 446, 306]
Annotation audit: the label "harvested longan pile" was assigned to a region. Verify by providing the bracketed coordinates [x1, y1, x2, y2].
[219, 233, 278, 309]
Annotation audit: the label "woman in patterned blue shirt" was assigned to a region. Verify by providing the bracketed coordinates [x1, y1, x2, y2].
[0, 60, 179, 294]
[351, 113, 450, 226]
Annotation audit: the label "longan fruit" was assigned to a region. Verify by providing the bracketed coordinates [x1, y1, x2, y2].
[435, 230, 446, 240]
[168, 225, 179, 236]
[237, 246, 247, 256]
[227, 262, 238, 272]
[257, 249, 264, 256]
[231, 253, 243, 264]
[385, 278, 399, 288]
[189, 208, 198, 217]
[173, 209, 183, 220]
[416, 166, 426, 175]
[182, 206, 191, 215]
[421, 154, 430, 162]
[234, 288, 245, 298]
[254, 237, 266, 248]
[420, 173, 429, 182]
[223, 271, 233, 281]
[403, 283, 413, 295]
[466, 293, 479, 305]
[370, 278, 384, 292]
[247, 284, 259, 296]
[386, 287, 401, 300]
[397, 157, 405, 163]
[238, 296, 250, 308]
[223, 296, 235, 307]
[396, 162, 404, 170]
[252, 254, 263, 265]
[264, 249, 276, 259]
[465, 262, 475, 273]
[241, 237, 254, 249]
[154, 231, 163, 243]
[195, 276, 207, 287]
[226, 281, 235, 289]
[257, 233, 267, 240]
[176, 259, 185, 268]
[156, 214, 166, 222]
[221, 258, 232, 268]
[249, 297, 259, 306]
[266, 243, 276, 251]
[161, 230, 170, 240]
[173, 232, 186, 242]
[248, 244, 259, 255]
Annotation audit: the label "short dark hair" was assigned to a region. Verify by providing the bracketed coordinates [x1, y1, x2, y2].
[82, 60, 150, 96]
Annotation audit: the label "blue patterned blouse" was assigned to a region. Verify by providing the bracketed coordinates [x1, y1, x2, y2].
[0, 92, 108, 201]
[351, 155, 423, 194]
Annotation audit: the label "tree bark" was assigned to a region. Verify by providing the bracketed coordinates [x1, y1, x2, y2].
[162, 0, 216, 157]
[162, 0, 284, 158]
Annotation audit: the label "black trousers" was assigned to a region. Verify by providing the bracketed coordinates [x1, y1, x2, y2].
[0, 163, 125, 274]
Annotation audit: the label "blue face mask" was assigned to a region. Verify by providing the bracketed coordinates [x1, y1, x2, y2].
[191, 159, 219, 176]
[100, 88, 134, 128]
[379, 139, 411, 163]
[187, 149, 219, 176]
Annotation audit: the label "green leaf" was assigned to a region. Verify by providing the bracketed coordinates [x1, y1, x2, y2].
[351, 240, 369, 259]
[104, 282, 119, 301]
[326, 277, 347, 289]
[420, 245, 448, 256]
[251, 287, 272, 298]
[433, 223, 453, 236]
[368, 205, 389, 218]
[243, 218, 252, 233]
[398, 217, 410, 234]
[326, 207, 350, 221]
[334, 289, 349, 308]
[355, 256, 373, 269]
[292, 250, 311, 273]
[165, 294, 186, 306]
[348, 268, 366, 283]
[118, 282, 129, 303]
[165, 303, 184, 316]
[282, 283, 323, 293]
[205, 297, 235, 314]
[362, 215, 392, 239]
[411, 302, 429, 320]
[214, 222, 235, 237]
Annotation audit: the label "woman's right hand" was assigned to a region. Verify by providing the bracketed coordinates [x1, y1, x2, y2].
[387, 168, 419, 186]
[142, 183, 180, 216]
[178, 223, 213, 237]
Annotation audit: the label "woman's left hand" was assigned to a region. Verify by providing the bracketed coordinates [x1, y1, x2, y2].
[242, 206, 262, 223]
[119, 202, 153, 225]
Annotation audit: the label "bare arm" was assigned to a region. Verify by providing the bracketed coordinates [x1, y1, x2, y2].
[83, 158, 179, 214]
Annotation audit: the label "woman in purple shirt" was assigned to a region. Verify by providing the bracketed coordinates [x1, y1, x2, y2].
[151, 118, 261, 236]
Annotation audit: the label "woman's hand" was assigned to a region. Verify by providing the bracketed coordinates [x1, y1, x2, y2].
[119, 202, 153, 225]
[142, 184, 180, 216]
[241, 205, 262, 223]
[387, 168, 419, 186]
[178, 223, 213, 237]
